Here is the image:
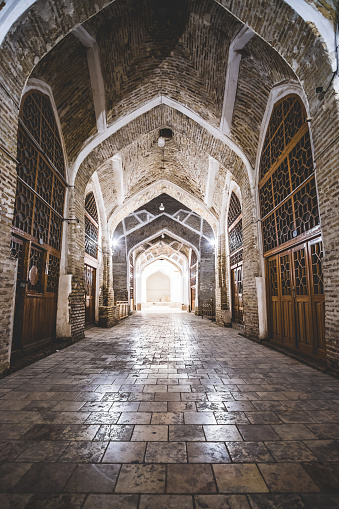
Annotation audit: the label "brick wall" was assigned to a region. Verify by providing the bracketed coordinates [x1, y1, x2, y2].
[0, 0, 339, 374]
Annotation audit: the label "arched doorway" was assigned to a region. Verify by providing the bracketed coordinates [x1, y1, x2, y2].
[259, 94, 325, 359]
[84, 191, 99, 327]
[146, 271, 171, 303]
[228, 191, 244, 325]
[11, 91, 66, 352]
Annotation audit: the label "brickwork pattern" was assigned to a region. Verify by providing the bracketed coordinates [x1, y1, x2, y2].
[0, 0, 338, 374]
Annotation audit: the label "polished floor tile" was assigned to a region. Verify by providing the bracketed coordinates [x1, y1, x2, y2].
[0, 311, 338, 506]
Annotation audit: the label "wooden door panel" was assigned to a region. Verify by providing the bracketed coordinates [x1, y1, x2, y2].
[231, 265, 244, 324]
[281, 300, 295, 344]
[12, 238, 59, 351]
[267, 256, 281, 341]
[279, 251, 296, 347]
[266, 237, 325, 360]
[191, 288, 196, 312]
[85, 264, 96, 326]
[21, 295, 57, 347]
[295, 300, 311, 345]
[270, 299, 281, 340]
[292, 244, 313, 354]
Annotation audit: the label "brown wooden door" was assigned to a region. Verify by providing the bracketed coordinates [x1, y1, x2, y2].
[266, 237, 325, 359]
[84, 264, 96, 326]
[292, 243, 313, 356]
[267, 256, 281, 341]
[278, 250, 296, 348]
[191, 288, 196, 312]
[12, 236, 59, 351]
[231, 264, 244, 324]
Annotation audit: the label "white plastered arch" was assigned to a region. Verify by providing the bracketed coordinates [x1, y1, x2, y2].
[128, 228, 199, 262]
[22, 78, 70, 182]
[255, 83, 311, 189]
[254, 82, 311, 340]
[110, 180, 218, 239]
[72, 96, 255, 192]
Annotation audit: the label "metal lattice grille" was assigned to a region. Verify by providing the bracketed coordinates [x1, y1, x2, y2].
[21, 92, 65, 176]
[85, 192, 99, 223]
[311, 241, 324, 295]
[190, 264, 197, 286]
[259, 95, 319, 254]
[269, 259, 278, 297]
[129, 256, 134, 300]
[13, 92, 66, 254]
[85, 215, 98, 258]
[228, 192, 241, 228]
[230, 249, 243, 267]
[47, 254, 60, 293]
[280, 254, 291, 296]
[229, 219, 243, 254]
[260, 96, 305, 180]
[10, 236, 24, 284]
[294, 248, 308, 296]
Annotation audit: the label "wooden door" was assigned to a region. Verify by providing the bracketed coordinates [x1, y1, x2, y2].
[292, 243, 313, 356]
[266, 237, 325, 359]
[191, 287, 196, 312]
[231, 264, 244, 324]
[84, 264, 96, 326]
[267, 256, 281, 341]
[12, 236, 59, 350]
[278, 250, 296, 348]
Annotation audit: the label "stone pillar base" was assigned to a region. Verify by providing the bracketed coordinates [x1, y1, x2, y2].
[98, 306, 118, 328]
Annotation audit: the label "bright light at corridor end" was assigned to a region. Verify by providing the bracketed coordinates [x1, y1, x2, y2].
[209, 238, 217, 247]
[112, 238, 119, 249]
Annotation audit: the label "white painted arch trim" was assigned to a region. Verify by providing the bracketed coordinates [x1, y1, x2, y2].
[254, 83, 310, 188]
[129, 228, 200, 263]
[220, 25, 254, 135]
[0, 0, 35, 46]
[284, 0, 336, 66]
[22, 78, 70, 181]
[109, 180, 218, 237]
[72, 95, 255, 191]
[226, 179, 242, 231]
[136, 241, 188, 267]
[140, 255, 184, 274]
[1, 0, 335, 59]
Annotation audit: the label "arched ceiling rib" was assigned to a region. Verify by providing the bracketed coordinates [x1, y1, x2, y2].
[1, 0, 336, 230]
[27, 0, 301, 192]
[108, 181, 218, 235]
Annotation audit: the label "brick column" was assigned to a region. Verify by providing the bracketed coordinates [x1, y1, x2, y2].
[99, 238, 118, 328]
[215, 232, 231, 326]
[197, 238, 215, 314]
[66, 186, 86, 340]
[242, 186, 260, 341]
[0, 84, 21, 374]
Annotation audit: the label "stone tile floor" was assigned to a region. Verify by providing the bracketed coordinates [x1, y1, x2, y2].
[1, 312, 339, 508]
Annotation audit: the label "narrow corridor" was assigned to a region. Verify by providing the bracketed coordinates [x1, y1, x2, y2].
[1, 313, 339, 508]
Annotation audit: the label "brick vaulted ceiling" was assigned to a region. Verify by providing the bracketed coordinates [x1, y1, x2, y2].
[30, 0, 299, 221]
